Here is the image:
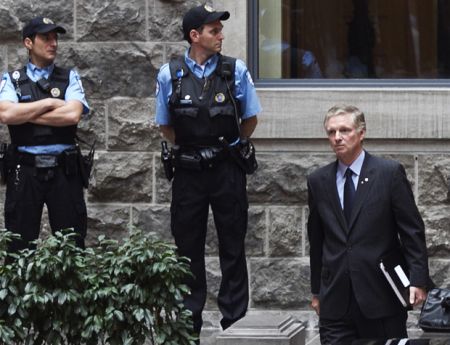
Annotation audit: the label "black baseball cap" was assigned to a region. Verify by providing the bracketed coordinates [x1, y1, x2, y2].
[182, 4, 230, 41]
[22, 16, 66, 40]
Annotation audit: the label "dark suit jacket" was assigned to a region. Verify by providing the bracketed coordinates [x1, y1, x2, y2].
[307, 151, 429, 320]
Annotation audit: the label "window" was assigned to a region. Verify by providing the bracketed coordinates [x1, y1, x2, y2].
[252, 0, 450, 82]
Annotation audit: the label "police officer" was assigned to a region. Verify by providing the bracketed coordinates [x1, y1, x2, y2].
[0, 16, 89, 252]
[155, 4, 261, 339]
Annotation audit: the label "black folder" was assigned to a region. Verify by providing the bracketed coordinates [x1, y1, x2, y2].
[379, 249, 411, 308]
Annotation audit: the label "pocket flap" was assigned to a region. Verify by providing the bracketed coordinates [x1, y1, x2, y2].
[174, 107, 198, 118]
[210, 105, 235, 117]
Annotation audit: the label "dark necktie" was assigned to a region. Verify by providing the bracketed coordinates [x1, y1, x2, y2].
[343, 168, 356, 224]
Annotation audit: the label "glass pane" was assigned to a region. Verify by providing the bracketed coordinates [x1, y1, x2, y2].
[258, 0, 450, 79]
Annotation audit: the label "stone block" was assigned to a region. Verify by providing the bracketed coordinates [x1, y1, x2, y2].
[205, 257, 221, 309]
[429, 258, 450, 289]
[86, 204, 130, 246]
[418, 154, 450, 205]
[154, 159, 172, 203]
[108, 97, 159, 151]
[421, 205, 450, 257]
[303, 206, 310, 258]
[268, 206, 302, 257]
[88, 151, 152, 202]
[0, 2, 21, 42]
[77, 0, 146, 41]
[56, 43, 163, 100]
[0, 46, 6, 71]
[6, 44, 29, 71]
[380, 154, 416, 182]
[0, 1, 73, 42]
[216, 314, 305, 345]
[131, 205, 173, 244]
[250, 258, 311, 309]
[245, 206, 267, 256]
[77, 100, 107, 150]
[247, 154, 333, 204]
[165, 43, 189, 62]
[150, 0, 202, 41]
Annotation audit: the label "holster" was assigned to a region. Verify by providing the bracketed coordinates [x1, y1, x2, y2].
[161, 141, 174, 181]
[219, 137, 258, 175]
[76, 141, 95, 189]
[236, 139, 258, 175]
[62, 148, 79, 175]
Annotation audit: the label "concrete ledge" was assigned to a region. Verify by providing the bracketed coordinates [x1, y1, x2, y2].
[255, 89, 450, 140]
[216, 314, 305, 345]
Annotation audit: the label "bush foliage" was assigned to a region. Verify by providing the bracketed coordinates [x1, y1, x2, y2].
[0, 229, 196, 345]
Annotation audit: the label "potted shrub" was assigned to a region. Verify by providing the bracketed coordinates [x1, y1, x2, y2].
[0, 229, 197, 345]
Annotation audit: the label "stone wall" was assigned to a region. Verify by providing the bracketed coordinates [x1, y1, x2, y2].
[1, 0, 450, 335]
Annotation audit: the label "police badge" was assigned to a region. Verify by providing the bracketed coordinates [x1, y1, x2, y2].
[50, 87, 61, 97]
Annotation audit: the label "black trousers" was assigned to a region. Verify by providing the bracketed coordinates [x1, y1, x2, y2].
[4, 164, 87, 252]
[171, 159, 249, 335]
[319, 287, 408, 345]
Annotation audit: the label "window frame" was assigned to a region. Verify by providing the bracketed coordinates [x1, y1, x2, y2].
[247, 0, 450, 88]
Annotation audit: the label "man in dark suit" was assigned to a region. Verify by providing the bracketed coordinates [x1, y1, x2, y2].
[307, 105, 430, 344]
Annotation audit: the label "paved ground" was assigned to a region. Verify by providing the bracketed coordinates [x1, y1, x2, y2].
[198, 310, 443, 344]
[201, 328, 449, 344]
[200, 328, 321, 344]
[199, 310, 318, 344]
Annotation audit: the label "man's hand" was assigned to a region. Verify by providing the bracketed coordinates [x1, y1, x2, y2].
[311, 295, 320, 316]
[410, 286, 427, 307]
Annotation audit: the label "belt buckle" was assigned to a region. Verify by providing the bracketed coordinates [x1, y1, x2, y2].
[35, 155, 58, 168]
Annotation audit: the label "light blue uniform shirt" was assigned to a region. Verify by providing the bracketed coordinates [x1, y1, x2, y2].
[0, 62, 89, 154]
[155, 50, 262, 127]
[336, 150, 365, 209]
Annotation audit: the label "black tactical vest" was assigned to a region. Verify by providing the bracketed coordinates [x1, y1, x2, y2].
[7, 66, 77, 146]
[168, 55, 241, 147]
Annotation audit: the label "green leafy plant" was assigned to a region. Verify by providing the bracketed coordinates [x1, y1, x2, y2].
[0, 229, 197, 345]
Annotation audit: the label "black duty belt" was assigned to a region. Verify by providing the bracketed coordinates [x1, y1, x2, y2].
[15, 151, 65, 168]
[174, 146, 229, 170]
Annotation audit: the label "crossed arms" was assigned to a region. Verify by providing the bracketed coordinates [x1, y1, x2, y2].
[0, 99, 83, 127]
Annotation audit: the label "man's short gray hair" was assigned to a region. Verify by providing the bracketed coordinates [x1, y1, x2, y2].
[324, 105, 366, 132]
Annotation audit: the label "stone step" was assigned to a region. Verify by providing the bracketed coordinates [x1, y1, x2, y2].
[216, 314, 305, 345]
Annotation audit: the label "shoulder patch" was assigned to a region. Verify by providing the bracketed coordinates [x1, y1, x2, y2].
[246, 70, 254, 86]
[0, 77, 6, 93]
[76, 75, 85, 94]
[156, 80, 160, 96]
